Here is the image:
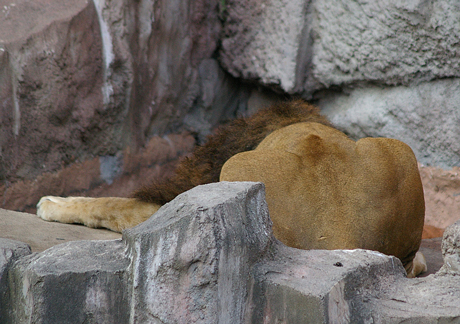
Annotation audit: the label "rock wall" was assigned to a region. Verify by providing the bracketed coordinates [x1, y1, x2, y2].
[2, 182, 460, 323]
[1, 0, 459, 228]
[0, 0, 268, 211]
[220, 0, 460, 167]
[219, 0, 460, 229]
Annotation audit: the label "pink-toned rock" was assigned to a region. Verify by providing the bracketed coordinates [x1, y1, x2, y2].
[419, 164, 460, 230]
[0, 133, 195, 213]
[0, 0, 118, 183]
[0, 0, 236, 214]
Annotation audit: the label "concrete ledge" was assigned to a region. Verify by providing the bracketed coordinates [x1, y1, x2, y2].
[0, 208, 121, 252]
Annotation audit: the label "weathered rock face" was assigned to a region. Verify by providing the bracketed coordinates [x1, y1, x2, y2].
[6, 240, 130, 323]
[2, 182, 460, 323]
[0, 0, 269, 211]
[319, 79, 460, 168]
[0, 239, 31, 323]
[0, 0, 109, 182]
[220, 0, 460, 95]
[439, 220, 460, 275]
[219, 0, 460, 231]
[124, 181, 273, 323]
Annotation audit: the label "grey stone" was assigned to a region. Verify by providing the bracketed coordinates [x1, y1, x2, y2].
[438, 220, 460, 275]
[183, 59, 251, 143]
[319, 79, 460, 168]
[220, 0, 460, 96]
[0, 239, 31, 323]
[2, 182, 460, 323]
[123, 181, 273, 323]
[220, 0, 309, 93]
[368, 275, 460, 323]
[250, 243, 407, 323]
[0, 208, 121, 252]
[4, 239, 130, 324]
[304, 0, 460, 93]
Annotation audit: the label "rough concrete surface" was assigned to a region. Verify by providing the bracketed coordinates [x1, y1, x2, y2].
[304, 0, 460, 92]
[1, 182, 460, 323]
[439, 221, 460, 275]
[0, 0, 251, 197]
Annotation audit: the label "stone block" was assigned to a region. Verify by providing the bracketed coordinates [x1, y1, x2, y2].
[250, 244, 406, 323]
[123, 181, 273, 323]
[320, 79, 460, 168]
[220, 0, 309, 93]
[305, 0, 460, 93]
[368, 276, 460, 323]
[439, 220, 460, 275]
[4, 240, 129, 324]
[0, 239, 32, 322]
[2, 182, 460, 323]
[220, 0, 460, 96]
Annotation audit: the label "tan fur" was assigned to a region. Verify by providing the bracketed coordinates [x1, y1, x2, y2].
[37, 196, 160, 232]
[36, 100, 427, 277]
[220, 122, 426, 276]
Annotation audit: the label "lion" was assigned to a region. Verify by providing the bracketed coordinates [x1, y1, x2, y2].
[37, 100, 426, 277]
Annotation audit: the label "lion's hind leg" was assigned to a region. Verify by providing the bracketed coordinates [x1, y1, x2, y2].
[37, 196, 161, 232]
[405, 251, 427, 278]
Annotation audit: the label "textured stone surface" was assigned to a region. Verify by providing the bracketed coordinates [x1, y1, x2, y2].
[439, 221, 460, 275]
[0, 208, 121, 252]
[0, 0, 131, 182]
[0, 239, 31, 323]
[320, 79, 460, 169]
[124, 181, 273, 323]
[220, 0, 460, 95]
[0, 132, 195, 213]
[250, 244, 407, 323]
[220, 0, 309, 93]
[369, 275, 460, 322]
[0, 0, 250, 211]
[5, 239, 129, 324]
[1, 182, 460, 323]
[304, 0, 460, 93]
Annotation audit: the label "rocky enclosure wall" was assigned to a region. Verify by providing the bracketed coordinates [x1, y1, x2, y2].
[1, 0, 460, 227]
[2, 182, 460, 323]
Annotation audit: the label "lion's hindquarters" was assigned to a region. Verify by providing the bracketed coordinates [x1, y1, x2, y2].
[220, 123, 425, 276]
[37, 196, 160, 232]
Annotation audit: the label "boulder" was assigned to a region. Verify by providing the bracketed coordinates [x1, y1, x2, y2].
[2, 182, 460, 323]
[5, 240, 130, 323]
[124, 181, 273, 323]
[320, 79, 460, 169]
[220, 0, 460, 96]
[438, 220, 460, 275]
[0, 239, 31, 323]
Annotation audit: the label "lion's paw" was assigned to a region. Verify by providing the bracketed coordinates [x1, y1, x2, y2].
[36, 196, 71, 222]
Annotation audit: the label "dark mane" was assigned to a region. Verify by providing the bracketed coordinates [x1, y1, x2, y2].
[132, 99, 332, 205]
